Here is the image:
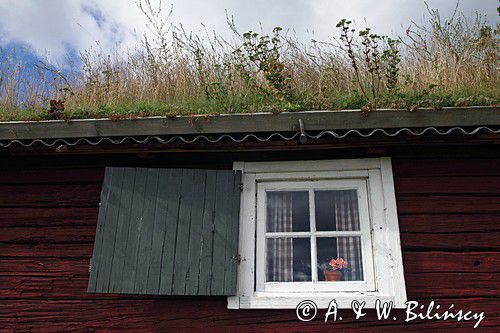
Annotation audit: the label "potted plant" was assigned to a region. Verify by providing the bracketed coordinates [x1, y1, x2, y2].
[321, 257, 348, 281]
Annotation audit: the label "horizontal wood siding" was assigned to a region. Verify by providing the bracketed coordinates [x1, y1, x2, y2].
[0, 157, 499, 331]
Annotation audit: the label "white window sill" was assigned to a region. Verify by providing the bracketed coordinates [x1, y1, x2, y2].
[228, 293, 403, 309]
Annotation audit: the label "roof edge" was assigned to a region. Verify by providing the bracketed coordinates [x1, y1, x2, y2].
[0, 106, 498, 141]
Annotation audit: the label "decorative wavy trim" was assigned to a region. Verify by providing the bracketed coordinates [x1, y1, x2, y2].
[1, 126, 499, 148]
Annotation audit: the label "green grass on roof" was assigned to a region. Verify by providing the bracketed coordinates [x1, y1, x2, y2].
[2, 87, 498, 122]
[0, 2, 498, 121]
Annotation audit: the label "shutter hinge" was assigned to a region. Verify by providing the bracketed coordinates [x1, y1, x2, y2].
[239, 183, 243, 192]
[233, 254, 243, 264]
[89, 258, 92, 273]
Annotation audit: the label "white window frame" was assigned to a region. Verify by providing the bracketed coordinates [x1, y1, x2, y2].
[228, 158, 407, 309]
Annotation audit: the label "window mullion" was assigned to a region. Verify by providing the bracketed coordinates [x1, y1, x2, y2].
[265, 231, 311, 238]
[309, 189, 318, 283]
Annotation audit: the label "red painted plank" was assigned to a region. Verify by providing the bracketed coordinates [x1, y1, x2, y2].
[399, 214, 500, 233]
[397, 195, 500, 214]
[0, 258, 88, 276]
[0, 276, 89, 299]
[0, 184, 101, 207]
[0, 276, 130, 300]
[0, 168, 104, 184]
[405, 273, 499, 298]
[401, 232, 500, 251]
[392, 158, 500, 177]
[0, 226, 96, 243]
[0, 207, 99, 227]
[403, 251, 500, 273]
[395, 176, 500, 194]
[0, 299, 162, 331]
[0, 243, 93, 258]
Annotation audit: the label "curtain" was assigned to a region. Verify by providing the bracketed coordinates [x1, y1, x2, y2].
[334, 190, 363, 281]
[266, 192, 294, 282]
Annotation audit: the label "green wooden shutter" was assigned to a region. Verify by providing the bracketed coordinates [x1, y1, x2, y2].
[88, 167, 241, 296]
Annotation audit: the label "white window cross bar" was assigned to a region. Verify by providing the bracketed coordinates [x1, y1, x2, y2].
[265, 231, 363, 238]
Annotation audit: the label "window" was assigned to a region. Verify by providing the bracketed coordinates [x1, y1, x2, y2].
[257, 180, 374, 293]
[228, 158, 407, 309]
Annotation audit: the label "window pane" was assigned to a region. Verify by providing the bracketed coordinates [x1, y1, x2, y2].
[315, 190, 360, 231]
[266, 238, 311, 282]
[316, 237, 363, 281]
[267, 191, 309, 232]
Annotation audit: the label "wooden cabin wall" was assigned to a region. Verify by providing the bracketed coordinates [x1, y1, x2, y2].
[0, 148, 499, 332]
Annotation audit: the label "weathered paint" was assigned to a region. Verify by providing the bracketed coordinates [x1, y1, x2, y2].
[0, 154, 499, 331]
[87, 167, 241, 296]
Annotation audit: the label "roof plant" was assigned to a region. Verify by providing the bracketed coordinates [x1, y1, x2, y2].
[0, 0, 498, 121]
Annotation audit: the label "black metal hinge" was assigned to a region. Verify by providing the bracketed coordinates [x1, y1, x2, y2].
[233, 254, 243, 264]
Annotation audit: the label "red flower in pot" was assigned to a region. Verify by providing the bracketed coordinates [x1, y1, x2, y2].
[323, 257, 348, 281]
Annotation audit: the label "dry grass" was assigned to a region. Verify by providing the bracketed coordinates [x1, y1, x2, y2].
[0, 1, 498, 121]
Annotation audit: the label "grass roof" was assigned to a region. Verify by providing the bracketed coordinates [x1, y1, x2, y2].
[0, 2, 498, 121]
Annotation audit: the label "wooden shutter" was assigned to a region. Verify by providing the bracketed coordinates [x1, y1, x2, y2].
[87, 167, 241, 296]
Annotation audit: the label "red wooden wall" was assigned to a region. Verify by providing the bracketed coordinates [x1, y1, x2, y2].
[0, 157, 499, 332]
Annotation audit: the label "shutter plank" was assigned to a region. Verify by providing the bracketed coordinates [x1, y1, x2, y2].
[172, 169, 196, 294]
[225, 171, 241, 294]
[222, 172, 236, 294]
[158, 170, 182, 294]
[120, 168, 148, 293]
[95, 168, 125, 293]
[109, 168, 136, 293]
[134, 169, 160, 293]
[197, 170, 217, 294]
[146, 169, 171, 293]
[87, 167, 114, 292]
[211, 171, 232, 295]
[185, 170, 207, 294]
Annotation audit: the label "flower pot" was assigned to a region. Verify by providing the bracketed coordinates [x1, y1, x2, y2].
[323, 270, 342, 281]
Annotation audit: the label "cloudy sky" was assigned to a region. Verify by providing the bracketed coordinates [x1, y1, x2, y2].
[0, 0, 498, 63]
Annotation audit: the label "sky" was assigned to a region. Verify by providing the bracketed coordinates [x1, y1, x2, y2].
[0, 0, 498, 65]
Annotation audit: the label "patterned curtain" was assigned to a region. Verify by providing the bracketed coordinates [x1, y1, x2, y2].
[334, 190, 363, 281]
[266, 192, 294, 282]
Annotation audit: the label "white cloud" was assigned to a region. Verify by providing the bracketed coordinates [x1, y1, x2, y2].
[0, 0, 497, 62]
[0, 0, 144, 63]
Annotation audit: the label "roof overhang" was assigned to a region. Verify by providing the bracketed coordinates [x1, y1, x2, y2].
[0, 106, 498, 141]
